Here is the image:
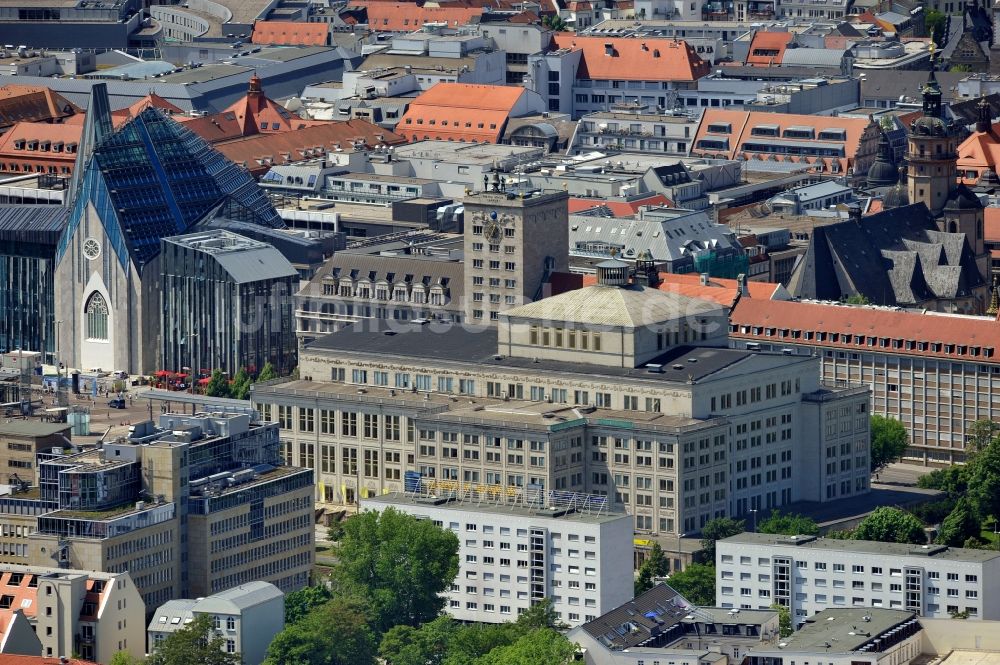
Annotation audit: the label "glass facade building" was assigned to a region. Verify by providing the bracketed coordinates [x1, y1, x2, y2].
[161, 230, 298, 376]
[0, 206, 67, 360]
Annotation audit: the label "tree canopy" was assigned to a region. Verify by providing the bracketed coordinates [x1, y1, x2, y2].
[284, 584, 334, 625]
[757, 510, 819, 536]
[635, 542, 670, 596]
[700, 517, 744, 562]
[264, 597, 375, 665]
[937, 498, 981, 547]
[474, 629, 576, 665]
[870, 415, 908, 472]
[333, 507, 459, 634]
[853, 507, 926, 544]
[257, 361, 278, 382]
[230, 367, 252, 400]
[771, 603, 792, 638]
[204, 369, 230, 398]
[147, 614, 241, 665]
[967, 438, 1000, 518]
[666, 564, 716, 606]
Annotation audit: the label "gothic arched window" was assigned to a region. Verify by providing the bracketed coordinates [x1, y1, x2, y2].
[85, 292, 109, 341]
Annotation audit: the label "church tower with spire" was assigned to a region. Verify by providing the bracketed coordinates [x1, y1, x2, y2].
[905, 64, 960, 216]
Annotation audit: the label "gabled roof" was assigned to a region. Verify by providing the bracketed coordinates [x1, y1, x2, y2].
[730, 298, 1000, 362]
[0, 121, 81, 157]
[348, 1, 486, 31]
[551, 34, 710, 83]
[985, 207, 1000, 242]
[957, 122, 1000, 182]
[745, 31, 794, 66]
[0, 85, 80, 128]
[214, 119, 405, 174]
[691, 108, 873, 173]
[568, 194, 671, 217]
[252, 20, 329, 46]
[785, 203, 985, 306]
[576, 583, 690, 650]
[221, 75, 326, 136]
[397, 83, 526, 144]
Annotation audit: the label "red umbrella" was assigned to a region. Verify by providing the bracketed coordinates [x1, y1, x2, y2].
[197, 377, 211, 386]
[155, 370, 171, 378]
[174, 372, 188, 379]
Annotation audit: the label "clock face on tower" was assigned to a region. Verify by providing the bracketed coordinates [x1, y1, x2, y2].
[83, 238, 101, 261]
[484, 218, 501, 243]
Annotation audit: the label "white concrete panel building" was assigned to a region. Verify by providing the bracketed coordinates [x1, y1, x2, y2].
[716, 534, 1000, 622]
[363, 492, 634, 627]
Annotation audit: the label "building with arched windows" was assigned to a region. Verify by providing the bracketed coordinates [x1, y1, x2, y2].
[54, 84, 285, 374]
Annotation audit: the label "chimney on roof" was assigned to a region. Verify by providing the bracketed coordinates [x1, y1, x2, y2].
[699, 272, 709, 286]
[847, 202, 862, 224]
[737, 273, 749, 298]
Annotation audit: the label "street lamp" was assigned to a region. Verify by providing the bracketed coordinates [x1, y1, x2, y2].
[750, 508, 758, 533]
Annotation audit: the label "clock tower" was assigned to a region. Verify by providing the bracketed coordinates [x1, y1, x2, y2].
[463, 181, 569, 324]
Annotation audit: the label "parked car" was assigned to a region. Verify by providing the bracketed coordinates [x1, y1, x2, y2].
[109, 397, 126, 409]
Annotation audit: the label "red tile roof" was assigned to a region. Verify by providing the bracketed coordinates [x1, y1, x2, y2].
[221, 75, 327, 136]
[985, 207, 1000, 243]
[730, 298, 1000, 361]
[252, 20, 329, 46]
[551, 34, 710, 82]
[745, 31, 794, 66]
[691, 108, 876, 173]
[351, 1, 486, 31]
[957, 125, 1000, 184]
[216, 119, 406, 175]
[397, 83, 526, 144]
[0, 85, 80, 128]
[568, 194, 672, 216]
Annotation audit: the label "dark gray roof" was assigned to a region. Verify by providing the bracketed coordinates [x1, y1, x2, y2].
[859, 70, 966, 104]
[950, 93, 1000, 126]
[786, 203, 985, 306]
[577, 584, 690, 650]
[305, 320, 758, 384]
[0, 205, 68, 245]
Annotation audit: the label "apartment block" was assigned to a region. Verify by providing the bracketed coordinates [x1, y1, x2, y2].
[363, 492, 633, 627]
[716, 534, 1000, 622]
[148, 581, 284, 665]
[0, 412, 313, 614]
[0, 564, 145, 663]
[255, 261, 870, 547]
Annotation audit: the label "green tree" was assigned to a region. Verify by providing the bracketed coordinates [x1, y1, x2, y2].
[635, 542, 671, 595]
[967, 438, 1000, 518]
[842, 294, 871, 305]
[230, 367, 252, 400]
[950, 64, 974, 73]
[757, 510, 819, 536]
[917, 466, 967, 496]
[257, 361, 278, 382]
[925, 9, 946, 44]
[333, 507, 459, 634]
[147, 614, 240, 665]
[870, 415, 908, 473]
[771, 603, 792, 638]
[937, 498, 981, 547]
[666, 563, 716, 606]
[264, 597, 375, 665]
[284, 584, 333, 625]
[966, 419, 999, 455]
[700, 517, 745, 563]
[109, 652, 144, 665]
[380, 616, 458, 665]
[204, 369, 230, 398]
[327, 519, 346, 542]
[541, 14, 568, 31]
[854, 507, 926, 544]
[473, 629, 576, 665]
